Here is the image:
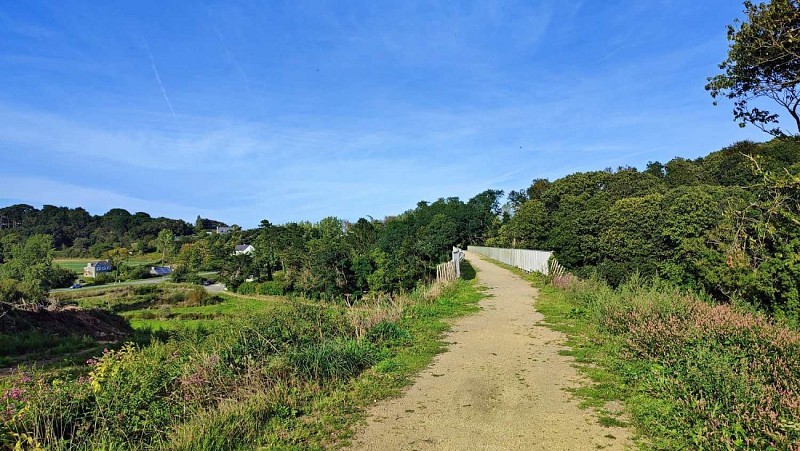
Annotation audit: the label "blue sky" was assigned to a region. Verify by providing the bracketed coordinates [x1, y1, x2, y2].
[0, 1, 768, 227]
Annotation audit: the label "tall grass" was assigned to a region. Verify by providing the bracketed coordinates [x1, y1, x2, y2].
[1, 274, 484, 450]
[0, 332, 95, 358]
[538, 274, 800, 449]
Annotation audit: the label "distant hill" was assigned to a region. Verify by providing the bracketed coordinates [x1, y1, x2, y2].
[0, 205, 225, 258]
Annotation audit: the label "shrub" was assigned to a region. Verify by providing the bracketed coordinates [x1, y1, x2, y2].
[237, 282, 257, 295]
[1, 294, 388, 449]
[133, 285, 158, 296]
[94, 273, 113, 285]
[564, 277, 800, 449]
[88, 344, 187, 444]
[167, 292, 186, 305]
[124, 265, 151, 280]
[184, 287, 207, 306]
[257, 281, 285, 296]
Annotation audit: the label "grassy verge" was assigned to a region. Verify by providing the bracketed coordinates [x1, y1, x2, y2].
[1, 263, 484, 450]
[493, 257, 800, 450]
[256, 276, 484, 448]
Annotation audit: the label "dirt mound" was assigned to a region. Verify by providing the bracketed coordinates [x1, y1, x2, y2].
[0, 306, 132, 340]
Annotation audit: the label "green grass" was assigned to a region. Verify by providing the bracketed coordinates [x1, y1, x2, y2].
[3, 263, 486, 450]
[0, 332, 96, 358]
[54, 254, 161, 274]
[53, 258, 93, 273]
[485, 255, 800, 450]
[123, 294, 282, 330]
[255, 275, 485, 448]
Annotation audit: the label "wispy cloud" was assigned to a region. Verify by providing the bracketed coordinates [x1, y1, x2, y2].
[143, 40, 183, 132]
[0, 0, 770, 226]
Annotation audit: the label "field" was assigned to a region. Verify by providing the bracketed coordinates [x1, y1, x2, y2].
[54, 253, 162, 274]
[1, 263, 484, 450]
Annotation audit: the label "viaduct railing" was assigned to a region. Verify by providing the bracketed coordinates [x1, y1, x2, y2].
[436, 247, 464, 283]
[467, 246, 553, 275]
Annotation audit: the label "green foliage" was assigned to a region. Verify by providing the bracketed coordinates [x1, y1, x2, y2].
[257, 280, 285, 296]
[706, 0, 800, 136]
[0, 331, 96, 358]
[529, 274, 800, 449]
[716, 165, 800, 324]
[0, 204, 196, 256]
[494, 138, 800, 319]
[0, 235, 75, 306]
[1, 269, 484, 450]
[155, 229, 176, 265]
[598, 193, 664, 284]
[289, 339, 377, 381]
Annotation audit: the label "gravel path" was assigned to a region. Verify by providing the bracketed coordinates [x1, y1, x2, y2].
[350, 251, 631, 450]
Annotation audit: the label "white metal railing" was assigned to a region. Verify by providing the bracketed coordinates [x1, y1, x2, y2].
[467, 246, 553, 275]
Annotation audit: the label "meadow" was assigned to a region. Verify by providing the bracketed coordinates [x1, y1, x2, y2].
[54, 253, 161, 274]
[1, 263, 483, 450]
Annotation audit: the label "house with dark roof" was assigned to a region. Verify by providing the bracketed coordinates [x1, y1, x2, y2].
[84, 260, 112, 278]
[149, 266, 173, 276]
[234, 244, 255, 255]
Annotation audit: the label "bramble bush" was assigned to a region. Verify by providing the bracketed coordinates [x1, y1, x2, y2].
[563, 276, 800, 449]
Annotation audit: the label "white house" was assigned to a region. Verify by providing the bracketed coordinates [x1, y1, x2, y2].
[84, 260, 112, 278]
[234, 244, 255, 255]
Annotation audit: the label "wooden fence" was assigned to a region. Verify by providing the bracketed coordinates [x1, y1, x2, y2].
[467, 246, 553, 275]
[436, 260, 459, 283]
[436, 247, 464, 283]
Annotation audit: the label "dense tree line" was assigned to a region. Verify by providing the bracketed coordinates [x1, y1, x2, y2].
[0, 188, 503, 308]
[0, 205, 197, 259]
[208, 191, 503, 299]
[490, 138, 800, 324]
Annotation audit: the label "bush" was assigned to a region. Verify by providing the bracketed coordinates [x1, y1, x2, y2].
[124, 265, 151, 280]
[184, 287, 207, 306]
[87, 344, 187, 444]
[94, 273, 113, 285]
[237, 282, 258, 295]
[563, 277, 800, 449]
[167, 292, 186, 305]
[2, 298, 378, 449]
[257, 281, 285, 296]
[133, 285, 159, 296]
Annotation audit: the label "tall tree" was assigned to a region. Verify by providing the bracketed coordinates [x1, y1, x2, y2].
[706, 0, 800, 136]
[155, 229, 176, 264]
[106, 247, 130, 282]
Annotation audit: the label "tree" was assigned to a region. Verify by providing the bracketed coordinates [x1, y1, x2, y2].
[253, 221, 280, 281]
[706, 1, 800, 136]
[0, 234, 73, 306]
[194, 215, 204, 234]
[155, 229, 175, 264]
[106, 247, 130, 282]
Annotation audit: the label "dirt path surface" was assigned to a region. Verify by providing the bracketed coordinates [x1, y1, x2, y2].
[350, 252, 630, 450]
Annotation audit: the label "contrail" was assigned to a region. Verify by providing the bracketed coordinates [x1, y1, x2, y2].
[143, 39, 183, 132]
[206, 9, 251, 93]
